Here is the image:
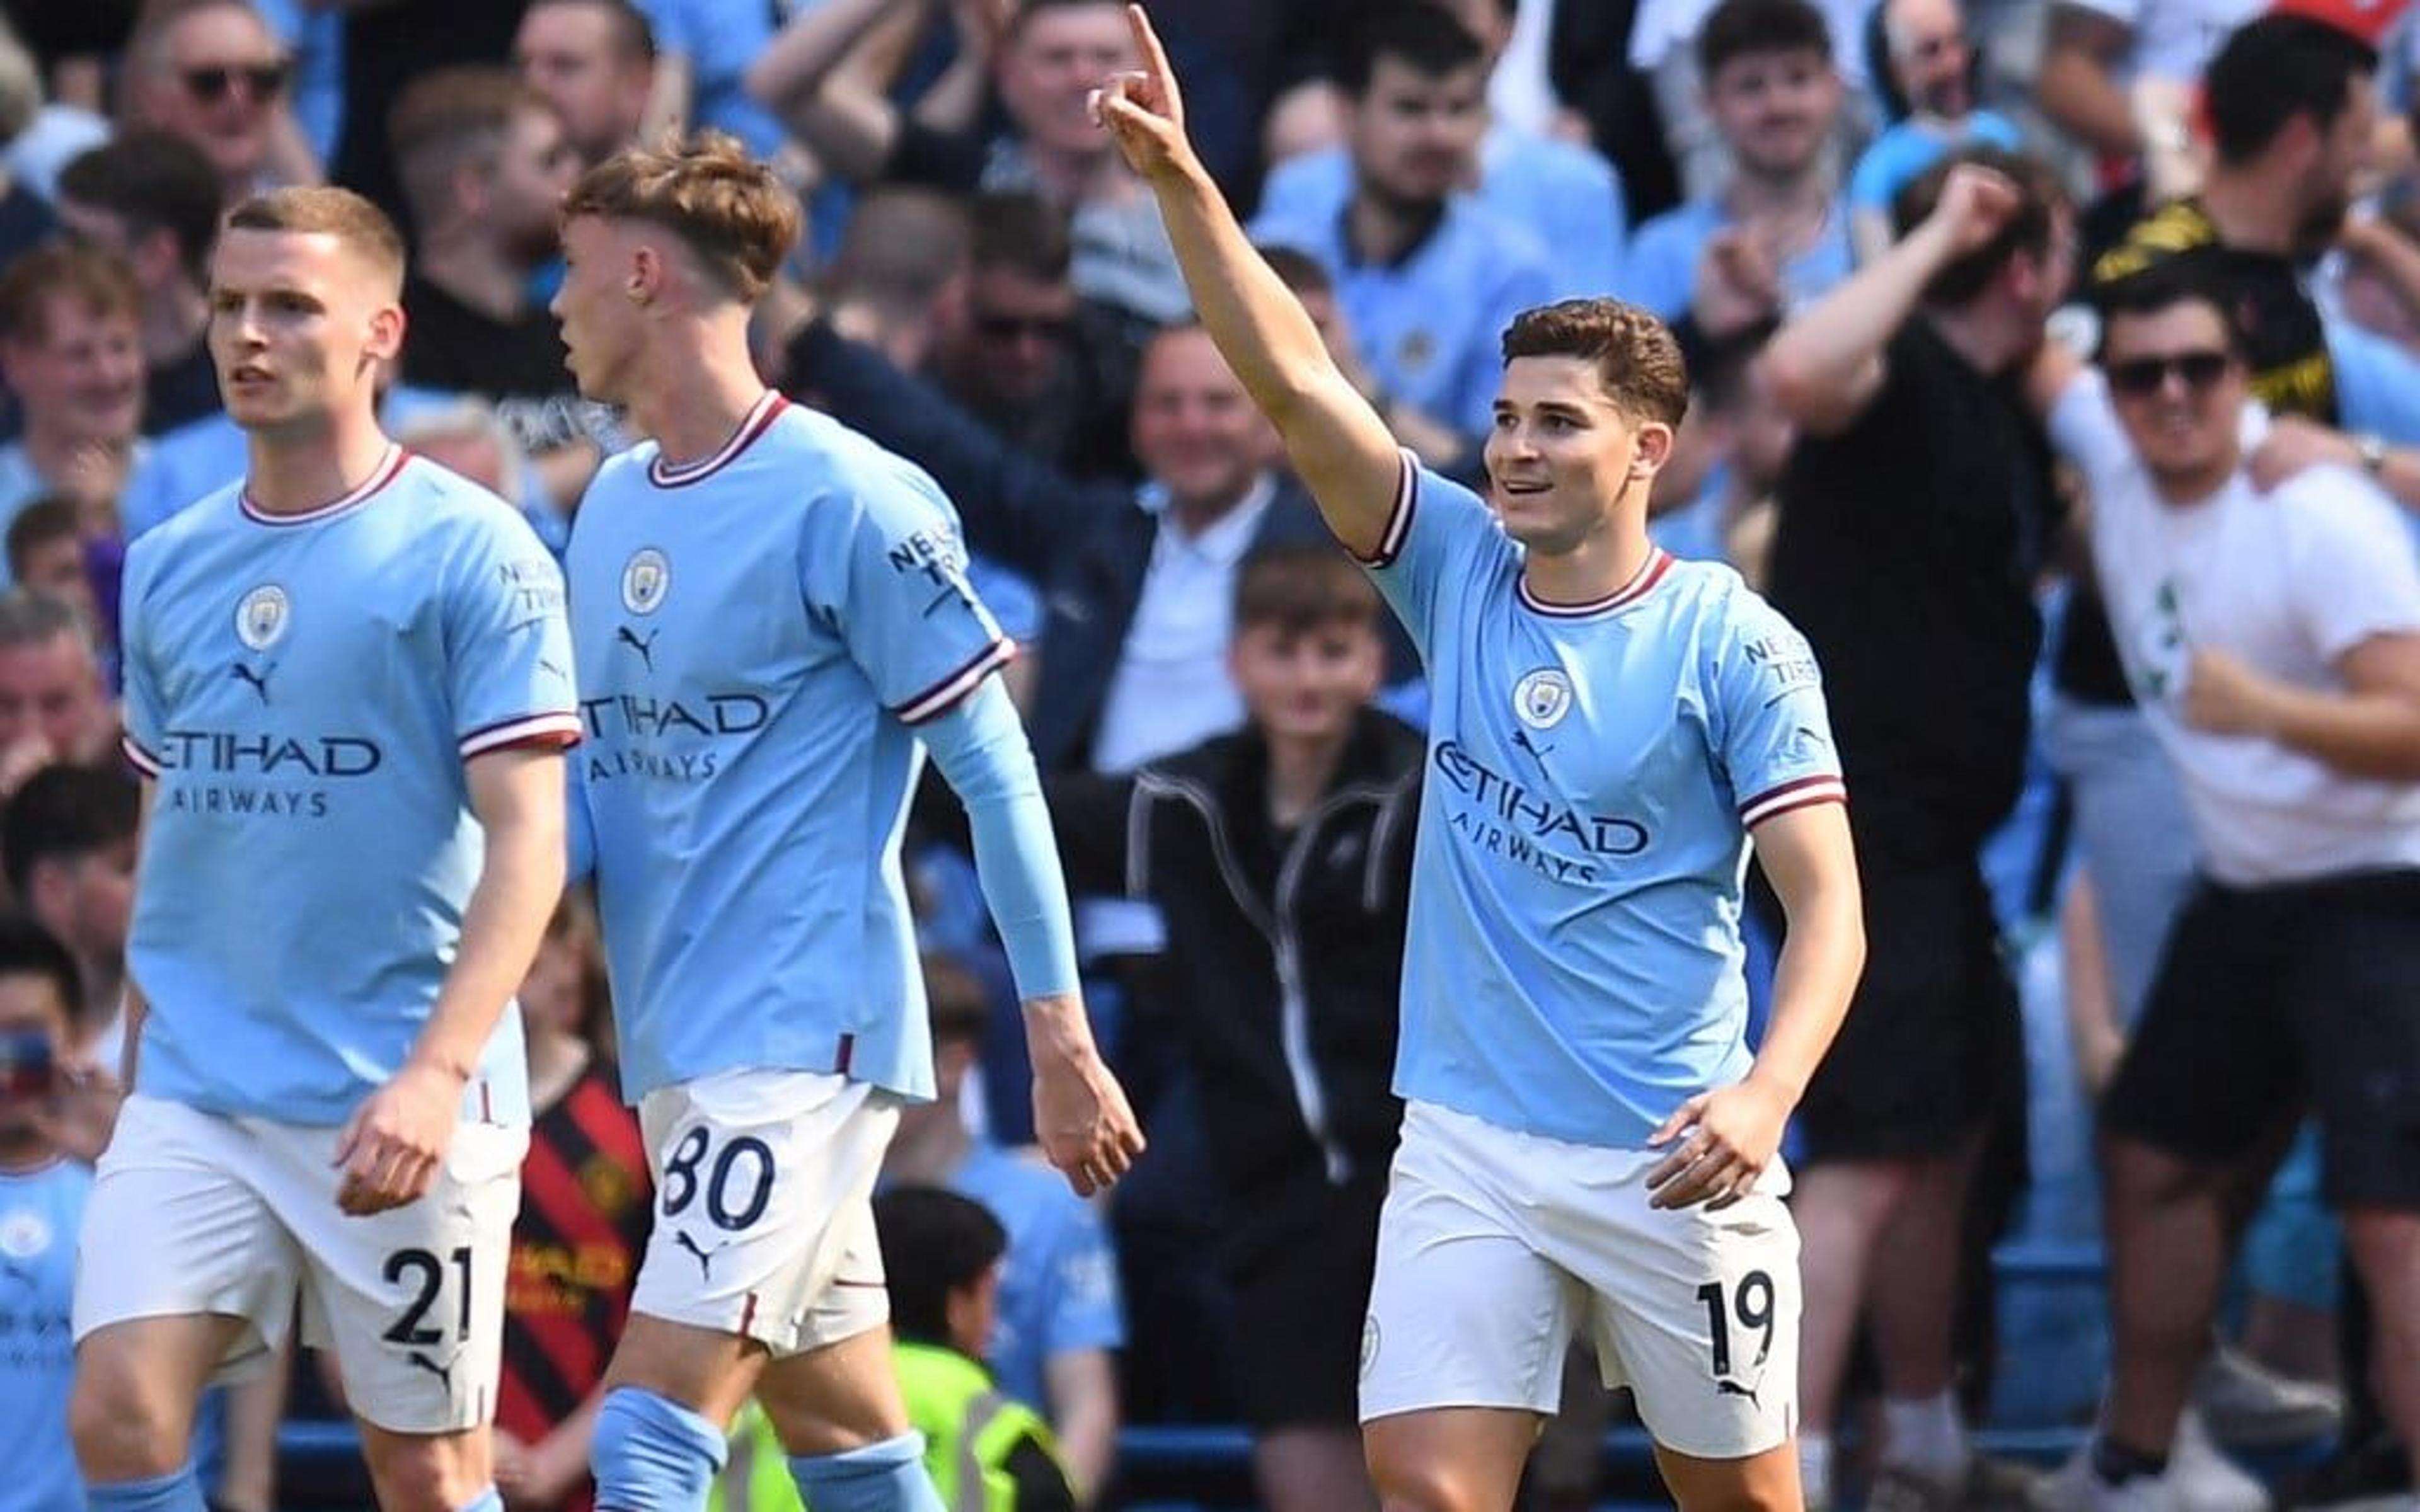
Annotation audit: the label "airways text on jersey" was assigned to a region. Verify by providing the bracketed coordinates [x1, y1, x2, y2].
[1433, 737, 1651, 884]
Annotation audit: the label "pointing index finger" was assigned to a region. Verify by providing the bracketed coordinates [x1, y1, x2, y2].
[1126, 4, 1175, 96]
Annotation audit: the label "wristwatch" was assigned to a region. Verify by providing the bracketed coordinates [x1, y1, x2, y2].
[2358, 432, 2390, 478]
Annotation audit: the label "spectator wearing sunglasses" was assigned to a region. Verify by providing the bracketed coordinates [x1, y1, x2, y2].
[919, 192, 1143, 486]
[118, 0, 318, 209]
[2032, 255, 2420, 1512]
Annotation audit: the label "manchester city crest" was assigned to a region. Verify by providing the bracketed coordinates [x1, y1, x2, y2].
[621, 547, 671, 615]
[234, 585, 289, 651]
[1512, 667, 1574, 730]
[0, 1205, 50, 1258]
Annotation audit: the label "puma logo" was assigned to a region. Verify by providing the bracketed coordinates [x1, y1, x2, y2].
[231, 663, 272, 704]
[406, 1351, 454, 1395]
[616, 625, 659, 670]
[675, 1230, 727, 1281]
[1715, 1378, 1761, 1409]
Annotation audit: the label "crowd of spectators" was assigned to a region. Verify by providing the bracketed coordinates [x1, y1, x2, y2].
[2, 0, 2419, 1508]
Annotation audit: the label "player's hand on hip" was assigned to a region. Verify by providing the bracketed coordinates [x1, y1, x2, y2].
[333, 1059, 464, 1216]
[1645, 1079, 1792, 1211]
[1023, 994, 1146, 1197]
[1090, 6, 1197, 186]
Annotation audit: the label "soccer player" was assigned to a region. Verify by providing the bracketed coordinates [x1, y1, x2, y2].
[67, 186, 580, 1512]
[1095, 11, 1867, 1512]
[550, 135, 1141, 1512]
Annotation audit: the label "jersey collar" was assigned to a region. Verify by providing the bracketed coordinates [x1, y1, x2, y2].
[239, 444, 407, 528]
[648, 391, 787, 488]
[1517, 547, 1673, 619]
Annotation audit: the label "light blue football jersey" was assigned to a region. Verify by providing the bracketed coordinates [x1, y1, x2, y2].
[1363, 456, 1845, 1148]
[0, 1158, 90, 1512]
[567, 393, 1013, 1104]
[119, 447, 579, 1126]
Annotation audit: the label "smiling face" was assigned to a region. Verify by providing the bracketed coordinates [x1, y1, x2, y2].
[2101, 297, 2249, 500]
[1706, 45, 1840, 181]
[1230, 617, 1383, 744]
[207, 226, 403, 440]
[998, 2, 1135, 159]
[1131, 326, 1272, 514]
[0, 294, 144, 449]
[141, 3, 287, 188]
[1349, 55, 1489, 209]
[1484, 355, 1670, 553]
[1886, 0, 1973, 117]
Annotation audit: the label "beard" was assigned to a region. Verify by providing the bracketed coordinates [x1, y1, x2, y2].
[505, 216, 565, 270]
[2294, 193, 2351, 260]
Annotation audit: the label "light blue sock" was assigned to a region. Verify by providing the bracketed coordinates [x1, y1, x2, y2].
[591, 1387, 727, 1510]
[88, 1468, 208, 1512]
[453, 1489, 504, 1512]
[787, 1433, 943, 1512]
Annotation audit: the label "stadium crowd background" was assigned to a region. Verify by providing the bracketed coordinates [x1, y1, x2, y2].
[0, 0, 2416, 1507]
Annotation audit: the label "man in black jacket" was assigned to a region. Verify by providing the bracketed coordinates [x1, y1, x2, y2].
[1048, 545, 1417, 1512]
[928, 544, 1419, 1509]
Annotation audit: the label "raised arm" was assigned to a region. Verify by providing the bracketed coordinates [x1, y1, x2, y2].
[2036, 4, 2142, 159]
[743, 0, 925, 183]
[1756, 163, 2022, 436]
[1092, 5, 1402, 560]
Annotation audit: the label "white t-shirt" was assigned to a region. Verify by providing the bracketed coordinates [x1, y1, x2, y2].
[2063, 0, 2262, 86]
[2051, 371, 2420, 885]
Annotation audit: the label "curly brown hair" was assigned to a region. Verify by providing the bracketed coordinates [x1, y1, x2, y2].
[1501, 299, 1690, 428]
[562, 132, 800, 304]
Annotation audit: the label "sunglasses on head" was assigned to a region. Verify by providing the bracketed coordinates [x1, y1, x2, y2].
[183, 61, 289, 103]
[2105, 350, 2232, 397]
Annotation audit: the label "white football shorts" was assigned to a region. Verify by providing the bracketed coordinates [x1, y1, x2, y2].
[1361, 1099, 1801, 1460]
[75, 1092, 526, 1434]
[629, 1068, 901, 1357]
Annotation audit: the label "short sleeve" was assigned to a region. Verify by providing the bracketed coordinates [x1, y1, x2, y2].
[118, 542, 163, 777]
[444, 515, 582, 760]
[1356, 452, 1511, 663]
[1041, 1195, 1126, 1356]
[801, 461, 1011, 725]
[2046, 369, 2139, 492]
[2281, 472, 2420, 660]
[1708, 591, 1848, 828]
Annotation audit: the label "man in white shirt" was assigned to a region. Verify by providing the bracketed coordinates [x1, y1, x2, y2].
[2037, 255, 2420, 1512]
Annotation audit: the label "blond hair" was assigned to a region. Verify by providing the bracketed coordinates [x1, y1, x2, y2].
[224, 186, 407, 297]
